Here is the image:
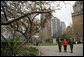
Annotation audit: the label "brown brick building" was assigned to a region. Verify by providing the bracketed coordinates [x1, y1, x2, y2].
[72, 1, 83, 42]
[72, 1, 83, 24]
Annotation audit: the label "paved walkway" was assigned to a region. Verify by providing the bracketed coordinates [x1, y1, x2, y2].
[35, 44, 83, 56]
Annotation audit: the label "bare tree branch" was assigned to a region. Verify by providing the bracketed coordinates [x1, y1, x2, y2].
[32, 13, 39, 21]
[16, 40, 28, 50]
[1, 11, 51, 25]
[1, 2, 8, 21]
[16, 29, 27, 39]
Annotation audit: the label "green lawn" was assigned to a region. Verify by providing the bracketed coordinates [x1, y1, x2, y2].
[29, 43, 57, 46]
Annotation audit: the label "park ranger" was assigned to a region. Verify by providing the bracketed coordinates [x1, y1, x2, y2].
[58, 38, 62, 52]
[69, 38, 74, 53]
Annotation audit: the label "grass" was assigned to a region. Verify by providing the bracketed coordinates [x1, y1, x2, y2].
[38, 43, 57, 46]
[28, 43, 57, 46]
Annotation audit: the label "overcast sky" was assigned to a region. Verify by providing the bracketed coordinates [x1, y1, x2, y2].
[53, 1, 76, 28]
[36, 1, 76, 28]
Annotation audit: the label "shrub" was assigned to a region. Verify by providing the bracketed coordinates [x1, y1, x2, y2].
[25, 47, 38, 56]
[1, 41, 8, 48]
[17, 46, 38, 56]
[1, 41, 38, 56]
[1, 40, 23, 48]
[1, 40, 23, 55]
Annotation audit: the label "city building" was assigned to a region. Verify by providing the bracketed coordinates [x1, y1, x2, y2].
[60, 21, 66, 35]
[51, 17, 61, 38]
[72, 1, 83, 42]
[72, 1, 83, 24]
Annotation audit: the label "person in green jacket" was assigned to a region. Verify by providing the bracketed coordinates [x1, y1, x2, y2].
[58, 38, 62, 52]
[69, 38, 74, 53]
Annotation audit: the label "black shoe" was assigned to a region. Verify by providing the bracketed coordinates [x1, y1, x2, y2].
[59, 51, 61, 52]
[71, 51, 73, 53]
[65, 50, 67, 52]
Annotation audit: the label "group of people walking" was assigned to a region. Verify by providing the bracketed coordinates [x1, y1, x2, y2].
[58, 38, 73, 53]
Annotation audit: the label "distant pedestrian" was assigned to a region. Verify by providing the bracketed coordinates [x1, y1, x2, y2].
[63, 38, 68, 52]
[58, 38, 62, 52]
[69, 38, 74, 53]
[36, 41, 38, 46]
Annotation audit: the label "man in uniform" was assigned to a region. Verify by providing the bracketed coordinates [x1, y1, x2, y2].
[58, 38, 62, 52]
[69, 38, 74, 53]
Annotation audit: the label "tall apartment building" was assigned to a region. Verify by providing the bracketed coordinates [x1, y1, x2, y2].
[51, 17, 61, 38]
[60, 21, 66, 35]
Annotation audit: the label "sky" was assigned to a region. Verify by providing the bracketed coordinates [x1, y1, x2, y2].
[36, 1, 76, 28]
[53, 1, 76, 28]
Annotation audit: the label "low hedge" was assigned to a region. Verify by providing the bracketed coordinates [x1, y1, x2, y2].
[17, 46, 38, 56]
[25, 47, 38, 56]
[1, 40, 22, 48]
[1, 41, 39, 56]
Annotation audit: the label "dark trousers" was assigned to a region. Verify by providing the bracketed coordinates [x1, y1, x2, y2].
[64, 45, 67, 52]
[70, 45, 73, 53]
[58, 45, 61, 52]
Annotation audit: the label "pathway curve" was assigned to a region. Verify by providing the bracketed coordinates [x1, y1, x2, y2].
[35, 44, 83, 56]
